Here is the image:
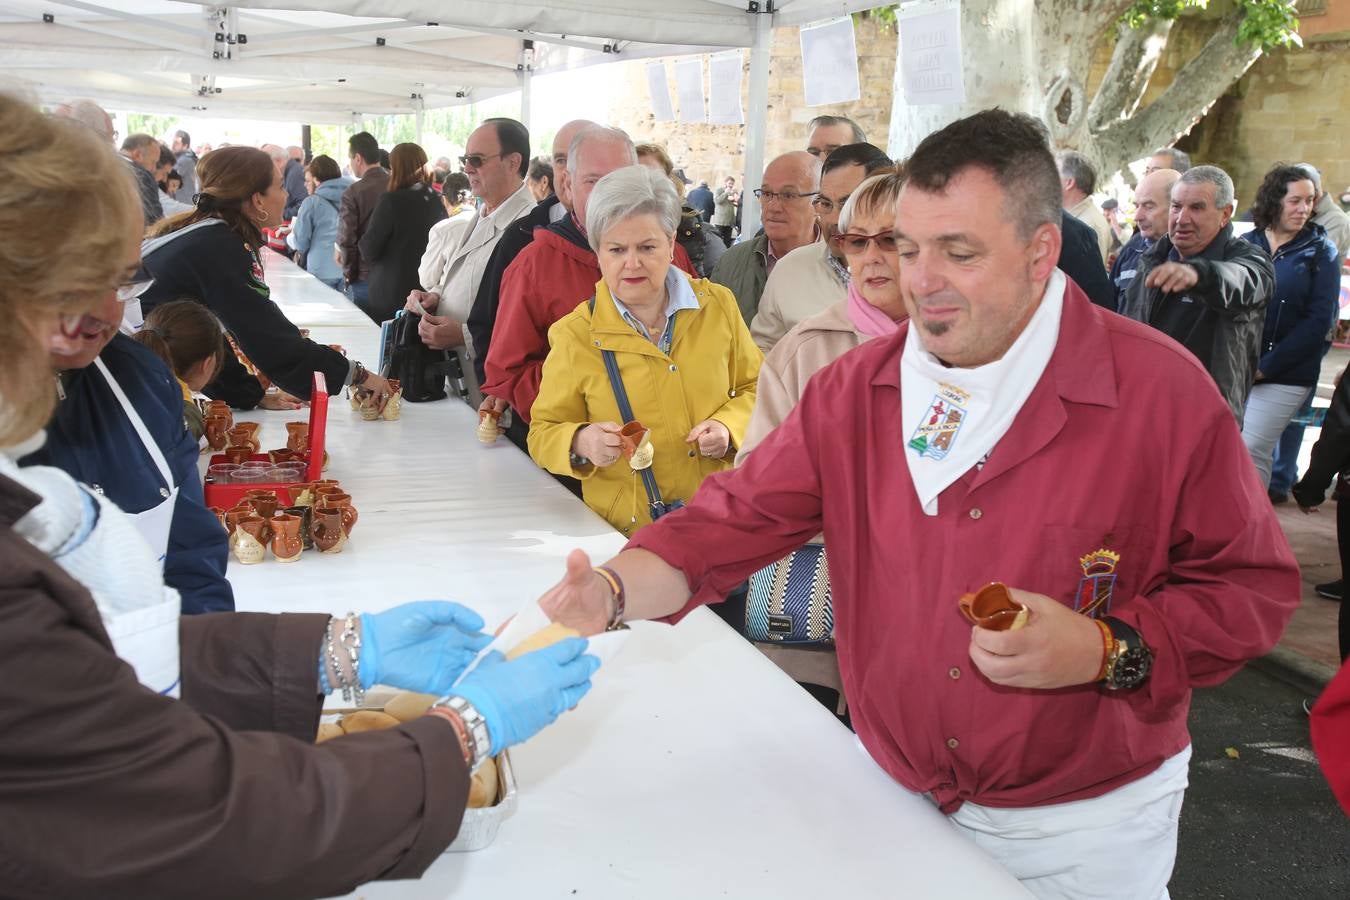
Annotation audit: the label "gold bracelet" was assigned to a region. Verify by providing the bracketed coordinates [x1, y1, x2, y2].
[1094, 618, 1114, 682]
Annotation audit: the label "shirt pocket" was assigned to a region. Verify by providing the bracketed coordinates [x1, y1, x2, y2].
[1033, 523, 1156, 618]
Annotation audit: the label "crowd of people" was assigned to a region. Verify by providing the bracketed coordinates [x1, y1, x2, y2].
[4, 87, 1349, 898]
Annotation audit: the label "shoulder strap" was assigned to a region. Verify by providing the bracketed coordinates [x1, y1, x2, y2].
[590, 297, 667, 510]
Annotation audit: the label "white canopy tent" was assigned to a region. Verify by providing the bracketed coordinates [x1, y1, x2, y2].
[0, 0, 882, 230]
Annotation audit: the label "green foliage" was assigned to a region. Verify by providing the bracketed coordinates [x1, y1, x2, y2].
[854, 6, 898, 32]
[1122, 0, 1300, 49]
[125, 113, 179, 141]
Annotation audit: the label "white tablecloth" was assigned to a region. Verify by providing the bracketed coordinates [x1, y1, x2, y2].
[225, 251, 1031, 898]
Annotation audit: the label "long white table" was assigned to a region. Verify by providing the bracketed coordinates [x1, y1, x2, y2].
[227, 251, 1031, 898]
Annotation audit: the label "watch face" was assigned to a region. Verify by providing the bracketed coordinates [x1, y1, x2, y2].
[1114, 647, 1152, 689]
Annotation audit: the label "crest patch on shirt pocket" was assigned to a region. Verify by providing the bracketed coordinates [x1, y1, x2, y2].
[1037, 524, 1154, 617]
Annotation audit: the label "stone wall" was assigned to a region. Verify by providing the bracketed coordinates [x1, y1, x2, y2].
[600, 15, 897, 187]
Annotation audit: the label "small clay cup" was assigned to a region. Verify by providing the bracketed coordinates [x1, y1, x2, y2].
[477, 408, 501, 445]
[958, 582, 1029, 631]
[233, 515, 270, 565]
[268, 448, 297, 464]
[270, 513, 303, 563]
[284, 505, 314, 550]
[618, 421, 649, 460]
[318, 492, 357, 536]
[224, 505, 253, 536]
[227, 426, 259, 453]
[204, 415, 230, 451]
[243, 489, 280, 520]
[286, 421, 309, 453]
[311, 507, 345, 553]
[223, 447, 253, 465]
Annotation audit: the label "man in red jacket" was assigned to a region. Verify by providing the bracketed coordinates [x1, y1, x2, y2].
[532, 110, 1301, 898]
[480, 126, 694, 427]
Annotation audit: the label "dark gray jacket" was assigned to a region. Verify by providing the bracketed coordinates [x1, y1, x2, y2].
[1119, 223, 1274, 425]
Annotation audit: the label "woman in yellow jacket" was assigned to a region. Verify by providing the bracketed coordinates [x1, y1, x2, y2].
[529, 166, 762, 537]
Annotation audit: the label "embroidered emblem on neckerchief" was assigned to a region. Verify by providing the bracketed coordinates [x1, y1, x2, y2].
[907, 382, 970, 460]
[1074, 548, 1121, 618]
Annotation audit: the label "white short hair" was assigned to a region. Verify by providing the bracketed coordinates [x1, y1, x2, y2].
[1177, 165, 1235, 210]
[585, 165, 681, 251]
[55, 98, 113, 142]
[567, 126, 636, 178]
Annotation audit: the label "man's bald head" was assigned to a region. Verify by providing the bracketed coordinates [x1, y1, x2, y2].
[759, 151, 822, 252]
[54, 98, 114, 143]
[552, 119, 597, 210]
[1133, 168, 1180, 241]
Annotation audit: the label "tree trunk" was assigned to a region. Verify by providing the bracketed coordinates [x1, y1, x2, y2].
[886, 0, 1041, 159]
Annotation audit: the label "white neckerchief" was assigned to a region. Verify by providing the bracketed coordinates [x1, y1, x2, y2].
[900, 270, 1066, 516]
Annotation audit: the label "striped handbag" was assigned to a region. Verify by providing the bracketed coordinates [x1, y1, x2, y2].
[745, 544, 834, 646]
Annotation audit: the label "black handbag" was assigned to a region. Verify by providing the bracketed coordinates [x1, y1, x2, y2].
[382, 310, 450, 403]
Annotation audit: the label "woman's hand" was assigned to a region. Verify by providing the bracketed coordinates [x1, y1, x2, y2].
[572, 422, 623, 467]
[358, 601, 492, 694]
[418, 313, 464, 350]
[686, 419, 730, 458]
[259, 390, 305, 410]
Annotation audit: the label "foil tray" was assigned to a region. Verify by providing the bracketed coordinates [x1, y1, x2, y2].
[445, 749, 517, 853]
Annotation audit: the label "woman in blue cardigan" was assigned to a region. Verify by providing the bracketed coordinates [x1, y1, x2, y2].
[1240, 165, 1341, 487]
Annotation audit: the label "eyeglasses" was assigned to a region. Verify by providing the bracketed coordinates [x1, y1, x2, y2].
[459, 152, 503, 169]
[753, 188, 818, 205]
[811, 195, 849, 214]
[117, 266, 155, 302]
[830, 231, 898, 255]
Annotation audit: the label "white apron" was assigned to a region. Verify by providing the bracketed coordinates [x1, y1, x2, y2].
[93, 357, 178, 565]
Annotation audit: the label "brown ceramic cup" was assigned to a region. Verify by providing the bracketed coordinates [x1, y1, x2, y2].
[243, 489, 280, 520]
[958, 582, 1029, 631]
[270, 513, 303, 563]
[311, 507, 345, 553]
[318, 492, 357, 536]
[618, 421, 648, 460]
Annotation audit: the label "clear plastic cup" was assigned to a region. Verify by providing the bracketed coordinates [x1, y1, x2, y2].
[207, 463, 239, 484]
[241, 461, 271, 469]
[232, 469, 266, 484]
[268, 467, 301, 483]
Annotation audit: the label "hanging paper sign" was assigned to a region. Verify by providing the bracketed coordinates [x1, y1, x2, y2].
[898, 0, 966, 106]
[675, 57, 706, 125]
[799, 16, 861, 107]
[708, 50, 744, 125]
[646, 62, 675, 122]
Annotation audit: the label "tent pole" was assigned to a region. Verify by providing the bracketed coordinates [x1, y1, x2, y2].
[415, 107, 424, 144]
[741, 10, 772, 240]
[519, 39, 535, 133]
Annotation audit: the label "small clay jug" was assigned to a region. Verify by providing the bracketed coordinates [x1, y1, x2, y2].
[477, 408, 501, 444]
[227, 426, 259, 453]
[958, 582, 1029, 631]
[204, 415, 229, 451]
[288, 483, 316, 507]
[312, 483, 344, 502]
[286, 421, 309, 453]
[223, 446, 253, 465]
[233, 516, 269, 565]
[243, 489, 280, 520]
[224, 505, 254, 536]
[270, 513, 303, 563]
[284, 505, 314, 550]
[209, 507, 228, 532]
[382, 380, 403, 421]
[319, 492, 357, 536]
[311, 508, 345, 553]
[205, 401, 233, 429]
[268, 448, 297, 464]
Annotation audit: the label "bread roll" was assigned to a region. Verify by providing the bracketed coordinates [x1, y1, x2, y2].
[384, 691, 438, 723]
[506, 622, 580, 661]
[467, 756, 499, 808]
[338, 710, 401, 734]
[315, 722, 345, 743]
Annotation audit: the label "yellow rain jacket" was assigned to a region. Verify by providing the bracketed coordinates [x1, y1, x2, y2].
[528, 275, 762, 537]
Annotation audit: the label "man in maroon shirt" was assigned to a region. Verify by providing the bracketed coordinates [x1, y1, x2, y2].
[534, 110, 1299, 897]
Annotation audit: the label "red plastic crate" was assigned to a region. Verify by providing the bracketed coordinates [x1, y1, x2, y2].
[203, 371, 330, 510]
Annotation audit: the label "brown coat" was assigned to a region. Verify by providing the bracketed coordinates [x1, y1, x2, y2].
[0, 473, 468, 900]
[337, 166, 390, 283]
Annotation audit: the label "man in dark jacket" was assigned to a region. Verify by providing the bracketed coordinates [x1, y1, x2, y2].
[171, 129, 198, 204]
[120, 134, 164, 226]
[1059, 210, 1116, 311]
[25, 331, 234, 614]
[1111, 169, 1180, 309]
[1120, 166, 1275, 425]
[282, 146, 308, 220]
[687, 180, 715, 222]
[337, 132, 389, 309]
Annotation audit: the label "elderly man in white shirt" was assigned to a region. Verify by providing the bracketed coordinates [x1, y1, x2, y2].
[406, 118, 536, 406]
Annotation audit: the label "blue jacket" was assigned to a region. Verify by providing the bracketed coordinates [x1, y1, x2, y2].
[1110, 230, 1151, 308]
[290, 177, 352, 284]
[23, 335, 234, 614]
[1242, 222, 1340, 387]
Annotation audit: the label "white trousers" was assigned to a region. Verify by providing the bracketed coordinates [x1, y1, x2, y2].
[1242, 383, 1314, 488]
[948, 746, 1192, 900]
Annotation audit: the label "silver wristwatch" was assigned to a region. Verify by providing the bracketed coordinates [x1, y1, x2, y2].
[434, 695, 492, 772]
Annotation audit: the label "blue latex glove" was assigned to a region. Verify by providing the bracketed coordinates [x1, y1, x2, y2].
[358, 601, 492, 694]
[452, 637, 600, 755]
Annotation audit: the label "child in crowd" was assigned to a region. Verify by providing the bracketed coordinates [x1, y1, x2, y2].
[132, 299, 228, 439]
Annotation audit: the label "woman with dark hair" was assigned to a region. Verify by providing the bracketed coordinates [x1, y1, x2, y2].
[138, 146, 396, 411]
[358, 142, 446, 324]
[286, 153, 352, 290]
[1240, 164, 1341, 486]
[527, 156, 554, 202]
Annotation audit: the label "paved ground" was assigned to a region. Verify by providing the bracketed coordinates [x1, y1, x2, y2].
[1171, 665, 1349, 898]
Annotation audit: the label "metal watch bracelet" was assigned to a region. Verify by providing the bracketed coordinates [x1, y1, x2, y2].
[435, 695, 492, 772]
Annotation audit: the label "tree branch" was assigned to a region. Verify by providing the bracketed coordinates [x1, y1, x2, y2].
[1086, 18, 1174, 131]
[1091, 16, 1262, 174]
[1035, 0, 1137, 85]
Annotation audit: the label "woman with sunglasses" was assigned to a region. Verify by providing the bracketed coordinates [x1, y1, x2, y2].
[22, 258, 236, 614]
[0, 96, 600, 897]
[138, 145, 396, 411]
